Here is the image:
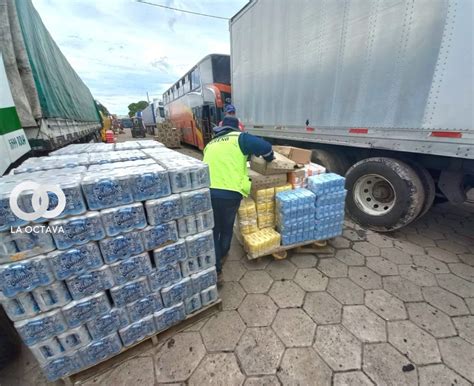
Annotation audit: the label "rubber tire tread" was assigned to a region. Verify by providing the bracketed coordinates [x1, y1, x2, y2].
[345, 157, 425, 232]
[406, 161, 435, 219]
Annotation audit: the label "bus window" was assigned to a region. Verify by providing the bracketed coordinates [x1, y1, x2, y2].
[183, 77, 190, 93]
[191, 69, 201, 90]
[159, 107, 165, 118]
[212, 55, 230, 85]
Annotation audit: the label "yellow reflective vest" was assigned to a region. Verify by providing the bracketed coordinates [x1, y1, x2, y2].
[203, 131, 251, 197]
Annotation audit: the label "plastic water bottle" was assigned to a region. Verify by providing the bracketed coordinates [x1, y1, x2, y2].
[100, 203, 147, 237]
[154, 302, 185, 332]
[145, 195, 183, 225]
[148, 264, 182, 292]
[126, 292, 163, 323]
[189, 163, 210, 189]
[32, 281, 72, 312]
[197, 249, 216, 270]
[81, 172, 133, 210]
[14, 309, 68, 346]
[200, 285, 218, 306]
[41, 353, 84, 382]
[61, 292, 111, 328]
[195, 210, 214, 233]
[13, 231, 56, 258]
[184, 293, 202, 315]
[167, 165, 192, 193]
[109, 252, 153, 285]
[0, 291, 41, 321]
[50, 212, 106, 250]
[65, 266, 114, 300]
[0, 255, 55, 297]
[29, 336, 64, 364]
[185, 230, 214, 259]
[0, 186, 28, 231]
[191, 267, 217, 293]
[128, 165, 170, 201]
[57, 325, 92, 352]
[152, 239, 187, 268]
[118, 314, 156, 347]
[79, 332, 122, 368]
[110, 277, 150, 307]
[180, 257, 200, 277]
[86, 307, 129, 341]
[160, 277, 194, 308]
[141, 222, 178, 251]
[180, 189, 212, 216]
[47, 242, 103, 281]
[99, 231, 145, 264]
[176, 215, 198, 238]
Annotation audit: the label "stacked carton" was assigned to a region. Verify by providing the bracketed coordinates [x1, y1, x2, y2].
[238, 145, 344, 257]
[155, 121, 181, 148]
[0, 141, 218, 381]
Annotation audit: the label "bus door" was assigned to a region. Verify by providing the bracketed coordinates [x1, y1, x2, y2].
[201, 105, 212, 146]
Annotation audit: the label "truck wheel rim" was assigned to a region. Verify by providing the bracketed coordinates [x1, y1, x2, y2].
[353, 174, 396, 216]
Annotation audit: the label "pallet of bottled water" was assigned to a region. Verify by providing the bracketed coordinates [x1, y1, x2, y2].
[276, 189, 317, 245]
[0, 143, 219, 381]
[307, 173, 346, 240]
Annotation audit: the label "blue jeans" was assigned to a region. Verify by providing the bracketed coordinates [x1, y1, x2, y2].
[211, 197, 241, 273]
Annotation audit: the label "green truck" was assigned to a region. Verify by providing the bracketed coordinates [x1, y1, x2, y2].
[0, 0, 101, 173]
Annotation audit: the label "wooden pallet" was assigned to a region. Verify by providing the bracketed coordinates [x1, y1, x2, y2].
[62, 300, 222, 385]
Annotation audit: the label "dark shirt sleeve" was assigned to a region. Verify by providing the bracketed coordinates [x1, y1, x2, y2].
[238, 133, 274, 161]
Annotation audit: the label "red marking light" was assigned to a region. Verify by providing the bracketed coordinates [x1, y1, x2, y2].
[349, 128, 368, 134]
[306, 127, 315, 132]
[430, 131, 462, 138]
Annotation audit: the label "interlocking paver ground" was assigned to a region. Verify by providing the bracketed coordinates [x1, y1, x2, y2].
[2, 188, 473, 385]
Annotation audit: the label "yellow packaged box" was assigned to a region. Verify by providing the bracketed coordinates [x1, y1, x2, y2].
[275, 184, 292, 194]
[243, 228, 281, 258]
[238, 198, 258, 235]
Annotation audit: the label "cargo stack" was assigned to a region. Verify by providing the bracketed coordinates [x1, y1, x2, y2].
[308, 173, 346, 240]
[155, 121, 181, 148]
[237, 145, 345, 258]
[0, 141, 219, 381]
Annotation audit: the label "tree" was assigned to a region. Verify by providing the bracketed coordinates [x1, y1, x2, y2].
[128, 101, 149, 117]
[96, 100, 110, 116]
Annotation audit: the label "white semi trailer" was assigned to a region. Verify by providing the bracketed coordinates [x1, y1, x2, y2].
[230, 0, 474, 231]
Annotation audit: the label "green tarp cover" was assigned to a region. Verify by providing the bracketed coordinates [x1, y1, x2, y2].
[14, 0, 99, 122]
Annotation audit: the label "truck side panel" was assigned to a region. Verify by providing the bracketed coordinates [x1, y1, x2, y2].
[230, 0, 473, 158]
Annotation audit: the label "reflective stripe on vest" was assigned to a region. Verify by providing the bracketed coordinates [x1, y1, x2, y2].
[203, 132, 251, 197]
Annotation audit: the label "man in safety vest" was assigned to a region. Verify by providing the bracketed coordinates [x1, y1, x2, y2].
[203, 116, 274, 277]
[218, 104, 245, 131]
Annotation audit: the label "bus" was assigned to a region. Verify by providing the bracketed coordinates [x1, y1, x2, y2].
[162, 54, 231, 150]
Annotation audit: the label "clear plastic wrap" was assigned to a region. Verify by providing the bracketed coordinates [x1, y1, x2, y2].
[14, 309, 68, 346]
[81, 172, 133, 210]
[79, 332, 123, 368]
[109, 252, 153, 285]
[140, 222, 178, 251]
[47, 242, 103, 281]
[184, 293, 202, 315]
[154, 302, 185, 332]
[145, 195, 182, 225]
[160, 277, 194, 308]
[50, 212, 105, 250]
[126, 292, 163, 323]
[86, 308, 129, 340]
[61, 292, 111, 328]
[100, 203, 147, 237]
[180, 189, 211, 216]
[200, 285, 218, 306]
[110, 277, 150, 307]
[118, 315, 156, 347]
[0, 291, 41, 321]
[65, 266, 114, 300]
[185, 230, 214, 259]
[57, 325, 92, 352]
[148, 264, 182, 292]
[152, 239, 187, 268]
[29, 337, 64, 364]
[32, 281, 72, 311]
[99, 231, 145, 264]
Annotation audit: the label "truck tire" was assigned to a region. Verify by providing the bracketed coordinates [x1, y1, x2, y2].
[311, 149, 350, 176]
[345, 157, 425, 232]
[407, 161, 436, 219]
[0, 309, 20, 369]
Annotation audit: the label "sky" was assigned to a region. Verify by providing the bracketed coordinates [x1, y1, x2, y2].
[32, 0, 248, 115]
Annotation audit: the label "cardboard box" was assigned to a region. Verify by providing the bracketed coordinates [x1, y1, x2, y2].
[250, 152, 298, 175]
[287, 168, 306, 188]
[248, 169, 287, 194]
[273, 146, 312, 164]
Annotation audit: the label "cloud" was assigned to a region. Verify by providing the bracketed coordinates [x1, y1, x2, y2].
[31, 0, 248, 114]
